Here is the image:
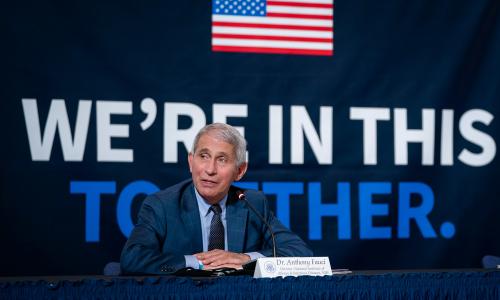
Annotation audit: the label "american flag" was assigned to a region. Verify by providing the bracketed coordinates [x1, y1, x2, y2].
[212, 0, 334, 56]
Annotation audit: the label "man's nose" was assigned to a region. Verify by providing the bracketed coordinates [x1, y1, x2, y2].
[205, 159, 217, 175]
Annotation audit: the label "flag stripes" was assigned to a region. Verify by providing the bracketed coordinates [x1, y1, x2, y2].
[212, 0, 334, 56]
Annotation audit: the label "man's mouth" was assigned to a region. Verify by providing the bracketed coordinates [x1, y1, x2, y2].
[200, 179, 218, 186]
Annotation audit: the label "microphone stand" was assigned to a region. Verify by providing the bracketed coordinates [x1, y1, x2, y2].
[237, 191, 277, 258]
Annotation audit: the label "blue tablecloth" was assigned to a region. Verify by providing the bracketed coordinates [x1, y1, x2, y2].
[1, 270, 499, 299]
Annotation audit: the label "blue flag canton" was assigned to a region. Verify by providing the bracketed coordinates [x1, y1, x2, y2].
[212, 0, 267, 16]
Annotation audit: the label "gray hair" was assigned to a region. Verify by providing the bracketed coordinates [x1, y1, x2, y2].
[191, 123, 247, 167]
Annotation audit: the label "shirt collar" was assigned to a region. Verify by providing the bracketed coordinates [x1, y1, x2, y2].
[193, 187, 228, 216]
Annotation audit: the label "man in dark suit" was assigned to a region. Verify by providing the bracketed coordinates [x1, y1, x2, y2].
[121, 123, 312, 274]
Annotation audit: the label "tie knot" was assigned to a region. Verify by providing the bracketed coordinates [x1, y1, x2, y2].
[210, 204, 222, 215]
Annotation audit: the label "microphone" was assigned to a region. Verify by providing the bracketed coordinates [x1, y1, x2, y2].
[236, 190, 277, 257]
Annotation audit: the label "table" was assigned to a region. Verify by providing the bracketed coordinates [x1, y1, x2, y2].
[1, 269, 499, 299]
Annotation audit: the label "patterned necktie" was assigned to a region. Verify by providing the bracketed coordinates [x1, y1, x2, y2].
[208, 204, 225, 251]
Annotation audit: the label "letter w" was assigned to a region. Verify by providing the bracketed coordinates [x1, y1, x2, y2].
[22, 99, 91, 161]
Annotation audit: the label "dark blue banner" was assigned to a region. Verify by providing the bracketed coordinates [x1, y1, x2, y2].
[1, 0, 499, 275]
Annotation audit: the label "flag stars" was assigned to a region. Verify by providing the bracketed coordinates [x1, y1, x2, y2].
[214, 0, 266, 16]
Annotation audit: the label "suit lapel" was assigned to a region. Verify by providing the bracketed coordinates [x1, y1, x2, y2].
[226, 190, 248, 253]
[180, 184, 203, 253]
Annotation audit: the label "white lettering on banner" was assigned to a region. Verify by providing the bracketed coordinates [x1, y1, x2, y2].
[21, 99, 496, 166]
[22, 98, 91, 161]
[163, 102, 206, 163]
[394, 108, 436, 165]
[351, 107, 496, 166]
[350, 107, 391, 165]
[291, 106, 333, 164]
[440, 110, 454, 165]
[458, 109, 496, 167]
[212, 103, 248, 132]
[96, 100, 133, 162]
[140, 98, 157, 131]
[213, 103, 249, 161]
[269, 105, 283, 164]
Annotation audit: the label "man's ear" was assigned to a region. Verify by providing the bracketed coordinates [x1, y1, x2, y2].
[235, 162, 248, 181]
[188, 152, 193, 172]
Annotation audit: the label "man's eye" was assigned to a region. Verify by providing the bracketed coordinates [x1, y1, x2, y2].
[218, 157, 227, 163]
[200, 154, 209, 159]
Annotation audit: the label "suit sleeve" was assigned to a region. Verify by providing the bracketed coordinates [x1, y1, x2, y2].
[250, 191, 314, 257]
[120, 194, 185, 274]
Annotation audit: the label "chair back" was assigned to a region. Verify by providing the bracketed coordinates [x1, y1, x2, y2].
[103, 262, 121, 276]
[482, 255, 500, 268]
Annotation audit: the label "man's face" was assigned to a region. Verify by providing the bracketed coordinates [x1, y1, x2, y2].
[188, 132, 247, 204]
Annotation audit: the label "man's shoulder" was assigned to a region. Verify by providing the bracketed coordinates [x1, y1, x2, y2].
[147, 179, 193, 204]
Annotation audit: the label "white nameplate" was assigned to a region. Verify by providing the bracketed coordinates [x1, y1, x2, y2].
[254, 257, 332, 278]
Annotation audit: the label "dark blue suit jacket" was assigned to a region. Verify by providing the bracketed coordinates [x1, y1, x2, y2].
[120, 179, 313, 274]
